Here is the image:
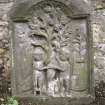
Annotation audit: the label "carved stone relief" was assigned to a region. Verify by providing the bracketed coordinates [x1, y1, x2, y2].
[11, 1, 92, 98]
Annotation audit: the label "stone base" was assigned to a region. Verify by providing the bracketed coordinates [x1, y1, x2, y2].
[16, 95, 95, 105]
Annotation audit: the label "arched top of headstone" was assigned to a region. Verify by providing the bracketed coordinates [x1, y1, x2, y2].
[8, 0, 91, 20]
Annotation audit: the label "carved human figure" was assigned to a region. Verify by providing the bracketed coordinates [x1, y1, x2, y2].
[58, 46, 71, 96]
[46, 37, 65, 96]
[33, 46, 47, 95]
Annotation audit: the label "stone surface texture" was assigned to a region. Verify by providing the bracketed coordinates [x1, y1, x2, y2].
[0, 0, 105, 105]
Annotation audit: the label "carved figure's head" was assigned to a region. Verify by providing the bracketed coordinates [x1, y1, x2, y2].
[59, 46, 70, 61]
[51, 37, 60, 52]
[33, 46, 46, 61]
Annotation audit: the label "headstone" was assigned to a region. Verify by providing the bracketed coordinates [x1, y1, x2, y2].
[9, 0, 94, 104]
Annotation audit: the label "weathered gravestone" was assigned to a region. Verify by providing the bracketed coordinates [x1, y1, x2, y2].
[8, 0, 94, 104]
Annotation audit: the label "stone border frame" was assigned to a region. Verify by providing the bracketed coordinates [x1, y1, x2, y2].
[8, 0, 94, 104]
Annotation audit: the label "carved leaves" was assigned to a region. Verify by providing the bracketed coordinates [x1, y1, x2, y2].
[28, 3, 72, 51]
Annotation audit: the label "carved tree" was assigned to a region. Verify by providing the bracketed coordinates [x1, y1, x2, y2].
[27, 2, 88, 97]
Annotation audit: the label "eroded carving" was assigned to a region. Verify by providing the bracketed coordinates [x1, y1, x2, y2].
[27, 2, 88, 97]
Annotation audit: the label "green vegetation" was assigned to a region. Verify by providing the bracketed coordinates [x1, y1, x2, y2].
[1, 97, 19, 105]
